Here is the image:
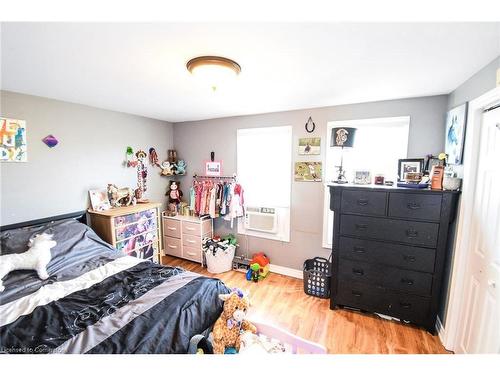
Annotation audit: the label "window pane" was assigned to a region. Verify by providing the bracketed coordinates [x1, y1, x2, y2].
[237, 126, 292, 208]
[323, 117, 409, 247]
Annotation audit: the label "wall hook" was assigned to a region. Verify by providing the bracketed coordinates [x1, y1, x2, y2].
[305, 116, 316, 133]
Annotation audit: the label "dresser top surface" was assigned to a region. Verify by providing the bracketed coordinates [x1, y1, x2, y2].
[327, 183, 460, 194]
[161, 212, 211, 223]
[88, 202, 161, 217]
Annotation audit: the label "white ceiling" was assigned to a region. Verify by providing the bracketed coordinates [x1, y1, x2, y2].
[1, 23, 499, 123]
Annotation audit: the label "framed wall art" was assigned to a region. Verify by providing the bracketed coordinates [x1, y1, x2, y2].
[445, 103, 468, 165]
[298, 137, 321, 155]
[205, 160, 223, 176]
[294, 161, 322, 182]
[0, 117, 27, 162]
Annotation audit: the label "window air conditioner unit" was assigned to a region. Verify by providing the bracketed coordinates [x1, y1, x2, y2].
[244, 207, 278, 234]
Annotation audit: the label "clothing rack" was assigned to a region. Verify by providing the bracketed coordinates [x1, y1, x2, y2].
[193, 174, 237, 181]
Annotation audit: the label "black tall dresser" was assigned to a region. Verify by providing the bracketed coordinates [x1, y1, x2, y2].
[328, 184, 459, 333]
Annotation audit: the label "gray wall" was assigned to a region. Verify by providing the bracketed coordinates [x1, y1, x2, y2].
[174, 95, 449, 270]
[439, 55, 500, 328]
[448, 55, 500, 109]
[0, 90, 173, 226]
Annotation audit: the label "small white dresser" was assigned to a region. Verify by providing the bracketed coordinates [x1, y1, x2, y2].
[162, 212, 213, 265]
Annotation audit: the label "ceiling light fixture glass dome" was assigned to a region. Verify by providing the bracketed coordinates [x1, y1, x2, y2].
[186, 56, 241, 92]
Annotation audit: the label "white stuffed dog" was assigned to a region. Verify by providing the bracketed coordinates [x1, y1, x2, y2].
[0, 232, 56, 292]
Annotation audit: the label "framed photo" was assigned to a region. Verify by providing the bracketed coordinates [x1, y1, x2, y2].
[298, 137, 321, 155]
[1, 117, 27, 162]
[445, 103, 468, 165]
[294, 162, 322, 182]
[89, 189, 111, 211]
[205, 160, 222, 176]
[398, 158, 424, 182]
[353, 170, 371, 185]
[424, 155, 444, 174]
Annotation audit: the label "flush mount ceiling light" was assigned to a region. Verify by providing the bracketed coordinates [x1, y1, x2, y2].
[186, 56, 241, 92]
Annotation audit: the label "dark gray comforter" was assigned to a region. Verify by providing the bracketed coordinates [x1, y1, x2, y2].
[0, 219, 229, 353]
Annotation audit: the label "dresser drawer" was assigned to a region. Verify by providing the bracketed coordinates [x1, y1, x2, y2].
[183, 246, 202, 263]
[336, 281, 387, 311]
[388, 193, 442, 221]
[340, 190, 387, 216]
[182, 221, 200, 235]
[115, 218, 157, 241]
[114, 208, 156, 227]
[163, 218, 181, 239]
[338, 236, 436, 273]
[116, 230, 157, 253]
[339, 259, 433, 295]
[386, 291, 431, 324]
[183, 233, 201, 248]
[164, 236, 182, 257]
[340, 214, 439, 248]
[335, 281, 431, 325]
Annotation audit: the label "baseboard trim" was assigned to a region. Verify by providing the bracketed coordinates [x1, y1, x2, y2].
[269, 264, 303, 279]
[436, 316, 449, 350]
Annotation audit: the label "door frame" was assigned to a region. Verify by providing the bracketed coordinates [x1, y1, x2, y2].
[441, 86, 500, 352]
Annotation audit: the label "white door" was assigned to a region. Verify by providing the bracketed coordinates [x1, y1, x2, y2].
[456, 105, 500, 354]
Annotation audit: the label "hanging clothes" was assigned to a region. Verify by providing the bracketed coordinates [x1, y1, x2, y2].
[190, 178, 244, 221]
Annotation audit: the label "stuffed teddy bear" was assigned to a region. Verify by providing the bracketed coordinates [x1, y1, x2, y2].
[212, 288, 257, 354]
[0, 232, 56, 292]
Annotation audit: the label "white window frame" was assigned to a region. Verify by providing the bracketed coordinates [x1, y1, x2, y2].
[322, 116, 410, 248]
[237, 126, 292, 242]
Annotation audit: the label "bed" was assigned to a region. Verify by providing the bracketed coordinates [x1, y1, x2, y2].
[0, 212, 230, 354]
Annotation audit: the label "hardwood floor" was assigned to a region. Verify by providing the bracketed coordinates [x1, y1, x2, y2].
[162, 255, 450, 354]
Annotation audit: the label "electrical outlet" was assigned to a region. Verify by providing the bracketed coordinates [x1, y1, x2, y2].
[497, 68, 500, 87]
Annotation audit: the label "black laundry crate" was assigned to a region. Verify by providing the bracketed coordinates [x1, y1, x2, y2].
[303, 257, 331, 299]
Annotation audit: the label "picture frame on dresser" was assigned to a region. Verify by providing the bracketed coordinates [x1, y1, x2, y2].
[328, 184, 460, 333]
[397, 158, 424, 182]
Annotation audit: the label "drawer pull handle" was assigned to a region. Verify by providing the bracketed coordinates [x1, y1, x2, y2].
[353, 246, 366, 253]
[187, 251, 197, 256]
[167, 226, 177, 231]
[357, 199, 369, 206]
[404, 255, 416, 262]
[187, 239, 196, 244]
[352, 291, 363, 297]
[167, 244, 177, 249]
[406, 229, 418, 238]
[355, 224, 368, 230]
[401, 278, 414, 286]
[400, 302, 412, 309]
[352, 268, 364, 276]
[186, 226, 196, 231]
[407, 202, 421, 210]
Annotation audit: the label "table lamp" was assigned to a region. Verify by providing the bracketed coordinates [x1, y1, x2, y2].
[330, 127, 357, 184]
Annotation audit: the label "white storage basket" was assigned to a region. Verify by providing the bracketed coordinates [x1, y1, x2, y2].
[205, 245, 236, 274]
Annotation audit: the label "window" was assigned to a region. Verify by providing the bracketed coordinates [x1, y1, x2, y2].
[237, 126, 292, 242]
[322, 116, 410, 247]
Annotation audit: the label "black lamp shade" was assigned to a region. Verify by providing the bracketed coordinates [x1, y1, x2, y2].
[330, 127, 357, 148]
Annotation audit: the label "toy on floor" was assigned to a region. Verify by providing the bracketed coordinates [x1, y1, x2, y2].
[212, 288, 257, 354]
[0, 233, 56, 292]
[246, 263, 260, 282]
[251, 252, 270, 280]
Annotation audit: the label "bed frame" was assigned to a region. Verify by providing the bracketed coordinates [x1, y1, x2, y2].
[0, 211, 87, 232]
